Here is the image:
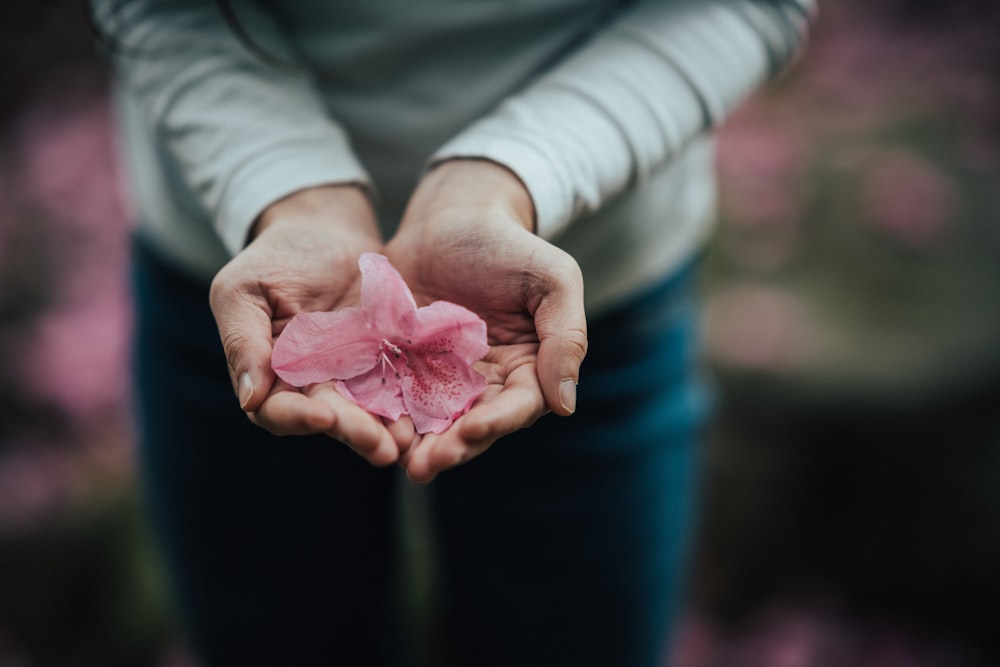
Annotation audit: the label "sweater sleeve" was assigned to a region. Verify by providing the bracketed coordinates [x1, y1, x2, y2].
[430, 0, 815, 239]
[92, 0, 372, 254]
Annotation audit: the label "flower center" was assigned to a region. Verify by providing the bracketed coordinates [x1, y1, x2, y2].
[378, 338, 405, 378]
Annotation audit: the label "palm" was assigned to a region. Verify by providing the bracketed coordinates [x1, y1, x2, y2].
[210, 186, 405, 465]
[399, 340, 545, 483]
[255, 232, 367, 333]
[387, 215, 584, 482]
[472, 342, 546, 427]
[387, 216, 546, 336]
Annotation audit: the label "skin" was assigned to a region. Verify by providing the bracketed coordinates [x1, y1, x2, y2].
[387, 160, 587, 482]
[209, 159, 587, 482]
[209, 184, 405, 467]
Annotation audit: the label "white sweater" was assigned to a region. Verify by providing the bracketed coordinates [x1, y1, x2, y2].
[98, 0, 812, 315]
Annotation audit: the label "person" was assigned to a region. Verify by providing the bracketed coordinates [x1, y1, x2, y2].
[92, 0, 813, 664]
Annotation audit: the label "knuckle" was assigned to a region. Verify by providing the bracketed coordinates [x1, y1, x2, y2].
[210, 263, 263, 319]
[521, 248, 584, 309]
[560, 327, 589, 361]
[221, 330, 247, 371]
[251, 411, 283, 436]
[547, 250, 583, 289]
[208, 268, 237, 312]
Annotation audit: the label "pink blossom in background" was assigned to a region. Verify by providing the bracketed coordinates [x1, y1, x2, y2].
[14, 91, 129, 235]
[669, 602, 987, 667]
[6, 86, 133, 421]
[797, 27, 901, 129]
[716, 112, 812, 230]
[860, 148, 957, 249]
[273, 253, 488, 434]
[19, 298, 131, 421]
[668, 614, 724, 667]
[702, 286, 815, 372]
[714, 110, 812, 269]
[726, 604, 858, 667]
[802, 21, 947, 126]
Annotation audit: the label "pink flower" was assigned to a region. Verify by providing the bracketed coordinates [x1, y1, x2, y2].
[271, 253, 488, 434]
[860, 148, 956, 249]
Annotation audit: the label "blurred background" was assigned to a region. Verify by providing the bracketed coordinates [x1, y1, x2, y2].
[1, 1, 998, 665]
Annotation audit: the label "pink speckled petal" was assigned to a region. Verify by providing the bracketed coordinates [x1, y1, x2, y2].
[406, 301, 489, 365]
[273, 254, 488, 431]
[272, 307, 380, 386]
[337, 366, 407, 422]
[401, 352, 487, 434]
[359, 253, 416, 336]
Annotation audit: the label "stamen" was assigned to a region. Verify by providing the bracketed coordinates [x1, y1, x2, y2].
[379, 350, 397, 374]
[379, 339, 405, 375]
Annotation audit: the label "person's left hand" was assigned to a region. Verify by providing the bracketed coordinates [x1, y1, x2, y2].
[385, 159, 588, 482]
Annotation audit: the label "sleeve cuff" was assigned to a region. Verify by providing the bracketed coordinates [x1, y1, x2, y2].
[216, 139, 373, 255]
[430, 131, 575, 239]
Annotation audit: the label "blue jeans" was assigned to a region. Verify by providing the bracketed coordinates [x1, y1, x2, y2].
[131, 240, 709, 667]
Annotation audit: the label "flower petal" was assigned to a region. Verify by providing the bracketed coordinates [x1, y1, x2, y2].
[272, 308, 380, 386]
[401, 352, 487, 434]
[359, 253, 417, 336]
[406, 301, 488, 365]
[337, 366, 407, 422]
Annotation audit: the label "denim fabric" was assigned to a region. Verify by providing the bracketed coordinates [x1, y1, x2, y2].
[131, 240, 708, 667]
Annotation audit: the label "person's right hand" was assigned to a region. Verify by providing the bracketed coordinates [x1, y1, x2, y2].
[208, 184, 410, 466]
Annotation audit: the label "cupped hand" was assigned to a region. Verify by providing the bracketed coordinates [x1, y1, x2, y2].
[385, 160, 588, 482]
[209, 184, 412, 466]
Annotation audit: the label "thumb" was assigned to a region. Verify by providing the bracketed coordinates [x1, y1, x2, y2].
[532, 262, 588, 417]
[209, 280, 277, 413]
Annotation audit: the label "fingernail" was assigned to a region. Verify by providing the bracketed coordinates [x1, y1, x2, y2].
[559, 379, 577, 414]
[238, 372, 253, 409]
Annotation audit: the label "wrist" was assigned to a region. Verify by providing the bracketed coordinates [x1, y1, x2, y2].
[409, 159, 536, 233]
[251, 183, 380, 242]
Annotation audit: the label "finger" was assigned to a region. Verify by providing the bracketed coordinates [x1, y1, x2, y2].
[209, 271, 276, 413]
[308, 385, 399, 467]
[459, 365, 547, 443]
[405, 433, 489, 485]
[404, 433, 447, 484]
[404, 412, 502, 484]
[531, 257, 588, 416]
[251, 384, 336, 436]
[406, 366, 547, 483]
[397, 443, 414, 469]
[385, 415, 419, 453]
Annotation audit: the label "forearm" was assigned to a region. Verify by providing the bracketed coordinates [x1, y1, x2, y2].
[431, 0, 814, 239]
[252, 185, 380, 242]
[93, 0, 371, 253]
